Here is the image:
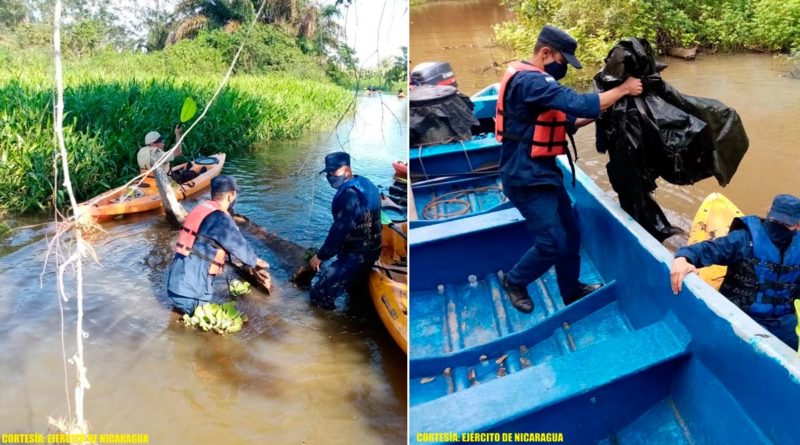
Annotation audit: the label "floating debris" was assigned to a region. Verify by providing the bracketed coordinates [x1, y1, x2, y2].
[495, 354, 508, 365]
[182, 302, 247, 334]
[228, 279, 251, 297]
[479, 354, 488, 362]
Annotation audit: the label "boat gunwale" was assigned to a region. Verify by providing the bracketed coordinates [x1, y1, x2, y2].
[409, 156, 800, 377]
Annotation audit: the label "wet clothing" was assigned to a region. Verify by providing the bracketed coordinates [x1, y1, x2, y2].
[167, 209, 258, 314]
[498, 64, 598, 294]
[310, 252, 380, 310]
[316, 176, 382, 261]
[498, 64, 600, 188]
[675, 217, 800, 348]
[504, 184, 581, 298]
[312, 176, 382, 309]
[137, 145, 174, 175]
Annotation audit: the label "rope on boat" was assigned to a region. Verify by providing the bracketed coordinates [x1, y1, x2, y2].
[421, 186, 505, 220]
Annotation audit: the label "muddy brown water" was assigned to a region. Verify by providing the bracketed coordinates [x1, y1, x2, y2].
[0, 95, 408, 444]
[412, 0, 800, 246]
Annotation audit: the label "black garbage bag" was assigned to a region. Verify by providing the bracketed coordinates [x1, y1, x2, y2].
[594, 38, 748, 241]
[410, 85, 479, 146]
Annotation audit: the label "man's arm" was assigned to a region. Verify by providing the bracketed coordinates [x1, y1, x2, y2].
[203, 212, 260, 267]
[521, 74, 642, 119]
[675, 229, 750, 268]
[670, 229, 749, 294]
[172, 125, 183, 159]
[316, 189, 360, 261]
[522, 75, 601, 119]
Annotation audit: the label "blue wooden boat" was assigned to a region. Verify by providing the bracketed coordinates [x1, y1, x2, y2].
[409, 158, 800, 444]
[410, 84, 502, 179]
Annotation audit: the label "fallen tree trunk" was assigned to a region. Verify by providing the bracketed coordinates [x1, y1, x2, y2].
[154, 169, 187, 227]
[230, 257, 273, 293]
[231, 212, 317, 287]
[666, 47, 697, 60]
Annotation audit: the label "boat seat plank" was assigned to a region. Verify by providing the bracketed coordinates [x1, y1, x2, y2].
[410, 320, 691, 443]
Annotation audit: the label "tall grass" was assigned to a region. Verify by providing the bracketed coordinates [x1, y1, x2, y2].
[0, 54, 351, 213]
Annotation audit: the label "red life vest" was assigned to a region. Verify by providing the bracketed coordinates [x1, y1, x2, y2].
[495, 61, 569, 158]
[174, 200, 227, 276]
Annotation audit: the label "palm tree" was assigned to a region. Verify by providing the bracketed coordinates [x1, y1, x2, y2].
[164, 0, 348, 53]
[166, 0, 254, 45]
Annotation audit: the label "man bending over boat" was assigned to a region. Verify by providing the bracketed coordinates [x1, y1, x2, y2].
[671, 194, 800, 349]
[308, 152, 382, 310]
[497, 25, 644, 313]
[166, 175, 269, 315]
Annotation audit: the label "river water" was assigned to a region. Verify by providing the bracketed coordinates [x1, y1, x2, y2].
[411, 0, 800, 243]
[0, 94, 408, 444]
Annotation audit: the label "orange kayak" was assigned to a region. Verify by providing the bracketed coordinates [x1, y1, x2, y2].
[368, 223, 408, 353]
[393, 160, 408, 178]
[76, 153, 226, 222]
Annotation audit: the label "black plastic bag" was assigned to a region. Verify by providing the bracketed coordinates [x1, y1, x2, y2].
[594, 38, 748, 241]
[409, 85, 478, 146]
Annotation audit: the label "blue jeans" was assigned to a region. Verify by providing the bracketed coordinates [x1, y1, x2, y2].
[756, 314, 799, 350]
[168, 289, 209, 315]
[504, 184, 581, 298]
[310, 252, 379, 310]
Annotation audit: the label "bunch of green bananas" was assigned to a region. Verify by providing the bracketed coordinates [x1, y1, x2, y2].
[182, 302, 248, 334]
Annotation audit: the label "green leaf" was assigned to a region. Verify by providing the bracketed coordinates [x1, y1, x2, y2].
[180, 97, 197, 123]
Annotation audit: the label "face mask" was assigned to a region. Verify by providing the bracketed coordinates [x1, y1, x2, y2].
[544, 60, 568, 80]
[327, 173, 347, 189]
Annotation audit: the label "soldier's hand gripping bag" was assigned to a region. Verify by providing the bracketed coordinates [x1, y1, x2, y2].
[593, 37, 748, 187]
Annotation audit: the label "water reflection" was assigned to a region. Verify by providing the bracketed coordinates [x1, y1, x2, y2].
[0, 94, 407, 444]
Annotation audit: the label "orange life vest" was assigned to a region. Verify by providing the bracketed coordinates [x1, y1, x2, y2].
[174, 200, 227, 276]
[495, 61, 569, 157]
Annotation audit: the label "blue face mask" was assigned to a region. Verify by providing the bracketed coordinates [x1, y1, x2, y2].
[327, 173, 347, 189]
[544, 60, 568, 80]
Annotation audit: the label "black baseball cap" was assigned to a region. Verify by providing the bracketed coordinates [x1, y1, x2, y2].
[320, 152, 351, 174]
[537, 25, 583, 69]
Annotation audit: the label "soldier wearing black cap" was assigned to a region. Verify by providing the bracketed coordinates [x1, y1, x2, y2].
[308, 152, 382, 310]
[496, 25, 645, 314]
[166, 175, 269, 315]
[671, 194, 800, 348]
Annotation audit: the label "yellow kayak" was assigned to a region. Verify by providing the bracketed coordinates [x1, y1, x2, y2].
[369, 223, 408, 353]
[688, 192, 744, 289]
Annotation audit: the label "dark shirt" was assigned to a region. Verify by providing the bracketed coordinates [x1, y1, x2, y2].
[676, 220, 793, 267]
[499, 68, 601, 188]
[167, 210, 258, 299]
[318, 188, 365, 261]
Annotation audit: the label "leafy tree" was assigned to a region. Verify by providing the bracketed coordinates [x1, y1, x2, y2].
[0, 0, 28, 29]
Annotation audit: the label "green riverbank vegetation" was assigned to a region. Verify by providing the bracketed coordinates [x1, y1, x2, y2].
[0, 0, 406, 214]
[495, 0, 800, 86]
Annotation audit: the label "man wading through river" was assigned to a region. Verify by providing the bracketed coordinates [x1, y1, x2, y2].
[166, 175, 269, 315]
[308, 152, 382, 310]
[497, 25, 644, 313]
